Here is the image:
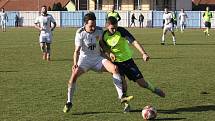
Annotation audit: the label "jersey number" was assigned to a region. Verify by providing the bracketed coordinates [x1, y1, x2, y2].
[88, 44, 96, 50]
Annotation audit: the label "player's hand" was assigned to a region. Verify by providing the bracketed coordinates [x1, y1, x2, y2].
[142, 53, 150, 62]
[109, 53, 116, 62]
[72, 64, 78, 71]
[39, 27, 44, 31]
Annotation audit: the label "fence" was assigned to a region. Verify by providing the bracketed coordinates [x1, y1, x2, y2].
[6, 10, 215, 28]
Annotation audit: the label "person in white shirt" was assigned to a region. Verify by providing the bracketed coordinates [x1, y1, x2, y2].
[34, 6, 56, 61]
[161, 7, 176, 45]
[0, 8, 8, 32]
[179, 8, 188, 32]
[63, 12, 132, 113]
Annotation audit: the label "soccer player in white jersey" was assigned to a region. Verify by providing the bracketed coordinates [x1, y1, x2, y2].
[63, 12, 132, 113]
[0, 8, 8, 32]
[179, 8, 188, 32]
[34, 6, 56, 61]
[161, 7, 176, 45]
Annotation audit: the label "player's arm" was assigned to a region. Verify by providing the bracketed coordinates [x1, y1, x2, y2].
[73, 31, 82, 69]
[51, 22, 56, 31]
[72, 46, 81, 70]
[34, 17, 42, 31]
[131, 40, 149, 62]
[117, 13, 121, 21]
[50, 16, 56, 31]
[34, 22, 42, 31]
[6, 13, 8, 22]
[121, 27, 149, 61]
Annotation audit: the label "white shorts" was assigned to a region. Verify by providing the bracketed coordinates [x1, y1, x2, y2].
[39, 31, 52, 43]
[1, 20, 6, 26]
[78, 56, 108, 72]
[180, 21, 186, 25]
[164, 23, 173, 32]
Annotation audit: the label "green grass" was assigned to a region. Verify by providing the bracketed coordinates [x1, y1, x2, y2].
[0, 27, 215, 121]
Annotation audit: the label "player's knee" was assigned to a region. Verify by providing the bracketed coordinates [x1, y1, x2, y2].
[113, 65, 119, 73]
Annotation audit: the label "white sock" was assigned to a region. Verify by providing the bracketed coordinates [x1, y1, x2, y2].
[162, 35, 165, 43]
[113, 74, 123, 99]
[67, 82, 76, 103]
[172, 36, 176, 43]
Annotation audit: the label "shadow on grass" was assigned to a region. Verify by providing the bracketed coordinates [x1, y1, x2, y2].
[158, 105, 215, 114]
[51, 59, 72, 62]
[0, 71, 18, 73]
[133, 57, 184, 60]
[176, 43, 215, 46]
[72, 111, 121, 115]
[153, 118, 186, 120]
[141, 43, 215, 46]
[130, 105, 215, 115]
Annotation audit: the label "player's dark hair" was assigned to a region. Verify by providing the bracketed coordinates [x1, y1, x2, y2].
[106, 16, 118, 25]
[41, 5, 47, 8]
[84, 12, 96, 24]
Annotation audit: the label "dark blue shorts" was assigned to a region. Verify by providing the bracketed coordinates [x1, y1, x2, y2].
[114, 59, 143, 81]
[205, 22, 211, 28]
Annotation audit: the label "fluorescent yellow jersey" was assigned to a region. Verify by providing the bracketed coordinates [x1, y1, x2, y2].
[107, 11, 121, 21]
[203, 11, 212, 22]
[102, 27, 135, 62]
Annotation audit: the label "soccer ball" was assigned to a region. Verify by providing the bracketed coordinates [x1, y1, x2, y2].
[142, 105, 157, 120]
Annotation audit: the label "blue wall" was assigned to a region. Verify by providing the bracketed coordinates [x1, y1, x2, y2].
[5, 11, 212, 28]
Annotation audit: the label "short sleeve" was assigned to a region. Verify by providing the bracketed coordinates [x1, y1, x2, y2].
[34, 16, 39, 24]
[163, 13, 165, 19]
[75, 31, 82, 47]
[118, 27, 135, 43]
[49, 15, 56, 23]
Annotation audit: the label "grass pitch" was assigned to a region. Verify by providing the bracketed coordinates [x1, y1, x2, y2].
[0, 28, 215, 121]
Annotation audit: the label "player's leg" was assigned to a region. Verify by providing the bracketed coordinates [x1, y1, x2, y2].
[46, 43, 51, 61]
[170, 30, 176, 45]
[46, 33, 52, 61]
[136, 78, 165, 97]
[101, 59, 124, 99]
[100, 59, 133, 113]
[63, 67, 85, 113]
[161, 27, 168, 45]
[3, 21, 6, 32]
[40, 42, 47, 60]
[180, 21, 183, 32]
[123, 59, 165, 98]
[204, 22, 209, 36]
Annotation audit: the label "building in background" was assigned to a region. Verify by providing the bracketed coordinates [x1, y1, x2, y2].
[192, 0, 215, 11]
[74, 0, 192, 11]
[0, 0, 193, 11]
[0, 0, 69, 11]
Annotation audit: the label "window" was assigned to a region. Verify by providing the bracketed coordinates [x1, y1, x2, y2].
[114, 0, 122, 10]
[95, 0, 103, 10]
[134, 0, 141, 10]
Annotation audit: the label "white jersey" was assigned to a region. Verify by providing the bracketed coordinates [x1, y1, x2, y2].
[163, 12, 173, 25]
[75, 26, 103, 59]
[0, 12, 7, 21]
[179, 12, 187, 22]
[34, 14, 56, 33]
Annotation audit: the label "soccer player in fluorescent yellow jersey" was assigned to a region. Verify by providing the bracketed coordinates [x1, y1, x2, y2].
[203, 6, 213, 36]
[101, 16, 165, 112]
[106, 6, 121, 21]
